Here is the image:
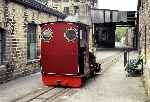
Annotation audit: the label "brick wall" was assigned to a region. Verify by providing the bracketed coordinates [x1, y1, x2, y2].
[0, 0, 64, 83]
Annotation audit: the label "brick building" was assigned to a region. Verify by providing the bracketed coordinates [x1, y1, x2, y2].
[47, 0, 98, 51]
[47, 0, 97, 15]
[0, 0, 66, 82]
[138, 0, 150, 96]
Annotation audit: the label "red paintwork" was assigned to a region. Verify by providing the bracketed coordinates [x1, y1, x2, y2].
[42, 74, 82, 88]
[41, 22, 79, 74]
[40, 22, 91, 87]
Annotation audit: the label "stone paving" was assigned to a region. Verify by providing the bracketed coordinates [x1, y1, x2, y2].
[55, 53, 147, 102]
[0, 51, 148, 102]
[0, 73, 43, 102]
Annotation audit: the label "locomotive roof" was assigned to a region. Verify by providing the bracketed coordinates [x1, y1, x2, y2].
[40, 21, 89, 27]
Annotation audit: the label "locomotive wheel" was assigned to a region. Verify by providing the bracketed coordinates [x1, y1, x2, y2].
[90, 69, 96, 76]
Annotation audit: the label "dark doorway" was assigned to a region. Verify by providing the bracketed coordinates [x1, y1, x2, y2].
[0, 29, 5, 65]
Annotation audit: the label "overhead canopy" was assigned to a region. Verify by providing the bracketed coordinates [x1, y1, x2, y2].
[91, 9, 118, 23]
[91, 9, 105, 23]
[91, 8, 136, 26]
[91, 8, 129, 23]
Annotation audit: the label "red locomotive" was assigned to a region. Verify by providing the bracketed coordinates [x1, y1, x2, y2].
[40, 21, 100, 87]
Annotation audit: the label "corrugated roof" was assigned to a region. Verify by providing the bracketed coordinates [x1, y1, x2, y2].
[11, 0, 66, 19]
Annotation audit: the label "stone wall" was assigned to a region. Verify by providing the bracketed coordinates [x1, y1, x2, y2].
[124, 27, 135, 47]
[0, 0, 65, 82]
[138, 0, 150, 96]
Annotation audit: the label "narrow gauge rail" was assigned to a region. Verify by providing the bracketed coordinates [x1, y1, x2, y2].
[14, 52, 121, 102]
[100, 53, 122, 73]
[13, 87, 55, 102]
[14, 87, 70, 102]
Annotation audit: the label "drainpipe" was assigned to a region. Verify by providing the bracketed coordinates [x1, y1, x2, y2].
[144, 25, 147, 64]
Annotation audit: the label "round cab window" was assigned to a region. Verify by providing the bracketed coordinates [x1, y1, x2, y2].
[42, 29, 53, 41]
[64, 28, 77, 42]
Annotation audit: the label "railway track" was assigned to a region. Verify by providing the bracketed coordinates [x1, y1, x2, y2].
[100, 52, 122, 73]
[13, 52, 122, 102]
[13, 87, 71, 102]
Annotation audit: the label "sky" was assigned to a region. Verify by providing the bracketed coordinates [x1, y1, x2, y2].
[98, 0, 138, 11]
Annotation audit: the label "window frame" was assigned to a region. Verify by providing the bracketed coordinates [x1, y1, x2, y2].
[27, 23, 38, 61]
[74, 6, 79, 15]
[63, 7, 70, 15]
[63, 0, 69, 2]
[53, 0, 61, 3]
[64, 28, 78, 42]
[74, 0, 80, 2]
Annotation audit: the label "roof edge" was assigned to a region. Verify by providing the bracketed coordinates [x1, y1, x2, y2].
[9, 0, 67, 19]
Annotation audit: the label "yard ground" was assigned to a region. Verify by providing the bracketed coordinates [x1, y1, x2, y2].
[0, 50, 147, 102]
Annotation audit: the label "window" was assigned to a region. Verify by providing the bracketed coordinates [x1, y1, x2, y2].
[0, 29, 5, 65]
[64, 28, 77, 42]
[63, 0, 69, 2]
[53, 6, 57, 9]
[63, 7, 69, 15]
[74, 0, 80, 2]
[42, 28, 53, 41]
[80, 29, 84, 47]
[53, 0, 61, 3]
[27, 24, 37, 60]
[74, 6, 79, 15]
[79, 27, 88, 47]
